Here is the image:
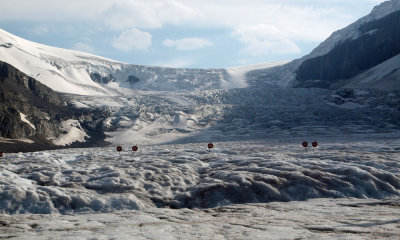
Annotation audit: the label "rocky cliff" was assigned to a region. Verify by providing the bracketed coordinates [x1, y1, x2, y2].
[0, 61, 108, 152]
[295, 10, 400, 88]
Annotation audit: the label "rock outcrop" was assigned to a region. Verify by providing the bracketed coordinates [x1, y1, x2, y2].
[295, 10, 400, 88]
[0, 61, 108, 151]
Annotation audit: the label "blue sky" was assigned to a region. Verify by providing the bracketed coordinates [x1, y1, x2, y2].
[0, 0, 386, 68]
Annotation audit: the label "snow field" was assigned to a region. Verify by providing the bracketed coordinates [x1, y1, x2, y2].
[1, 140, 399, 215]
[224, 62, 288, 88]
[52, 119, 89, 146]
[1, 28, 283, 98]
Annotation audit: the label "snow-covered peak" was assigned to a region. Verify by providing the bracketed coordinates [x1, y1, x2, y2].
[0, 28, 284, 96]
[0, 29, 117, 63]
[0, 28, 124, 96]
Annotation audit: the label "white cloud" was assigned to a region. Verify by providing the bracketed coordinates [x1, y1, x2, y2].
[163, 38, 213, 50]
[72, 42, 95, 53]
[0, 0, 108, 21]
[153, 56, 197, 68]
[31, 25, 51, 35]
[0, 1, 388, 45]
[232, 24, 301, 56]
[103, 0, 198, 30]
[112, 28, 152, 51]
[0, 0, 389, 62]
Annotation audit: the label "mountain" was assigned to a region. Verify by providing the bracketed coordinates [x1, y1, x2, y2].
[0, 60, 108, 152]
[0, 28, 282, 150]
[0, 28, 281, 96]
[247, 0, 400, 90]
[0, 0, 399, 151]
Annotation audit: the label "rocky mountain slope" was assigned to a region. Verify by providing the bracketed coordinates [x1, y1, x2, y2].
[247, 0, 400, 90]
[0, 60, 108, 152]
[295, 10, 400, 88]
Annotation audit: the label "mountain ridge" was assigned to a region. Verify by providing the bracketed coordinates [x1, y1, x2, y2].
[0, 60, 109, 152]
[0, 28, 284, 96]
[246, 0, 400, 90]
[295, 9, 400, 88]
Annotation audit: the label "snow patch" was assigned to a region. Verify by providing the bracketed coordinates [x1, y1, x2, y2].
[225, 62, 288, 88]
[344, 53, 400, 90]
[52, 120, 88, 146]
[70, 100, 90, 108]
[0, 137, 34, 144]
[19, 111, 35, 130]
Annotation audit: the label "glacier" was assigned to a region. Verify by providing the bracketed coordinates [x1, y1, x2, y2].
[0, 140, 400, 239]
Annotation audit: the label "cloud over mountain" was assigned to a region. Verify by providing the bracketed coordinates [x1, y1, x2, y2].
[163, 38, 213, 50]
[112, 28, 152, 51]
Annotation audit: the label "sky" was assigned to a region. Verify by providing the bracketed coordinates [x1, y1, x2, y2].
[0, 0, 387, 69]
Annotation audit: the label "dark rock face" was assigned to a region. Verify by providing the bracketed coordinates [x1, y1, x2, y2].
[0, 61, 63, 139]
[0, 106, 35, 139]
[89, 72, 115, 84]
[295, 10, 400, 88]
[0, 42, 12, 48]
[127, 75, 140, 84]
[0, 61, 109, 151]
